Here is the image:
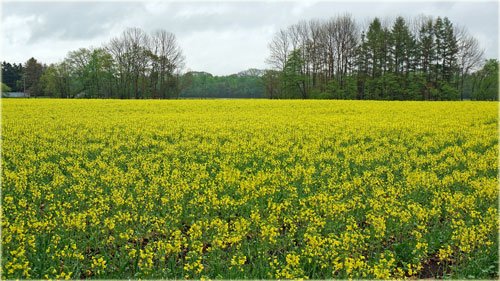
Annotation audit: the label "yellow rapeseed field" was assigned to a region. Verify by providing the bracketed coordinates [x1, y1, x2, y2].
[1, 99, 498, 279]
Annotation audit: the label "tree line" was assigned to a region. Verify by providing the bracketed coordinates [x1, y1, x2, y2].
[1, 26, 265, 99]
[264, 14, 498, 100]
[180, 70, 265, 99]
[1, 58, 266, 99]
[2, 28, 185, 99]
[1, 16, 498, 100]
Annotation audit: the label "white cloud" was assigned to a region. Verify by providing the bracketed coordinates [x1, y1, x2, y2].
[174, 3, 232, 18]
[179, 26, 273, 74]
[2, 15, 41, 45]
[143, 1, 171, 15]
[291, 1, 316, 16]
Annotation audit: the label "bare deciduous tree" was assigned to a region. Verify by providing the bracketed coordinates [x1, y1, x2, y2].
[106, 27, 184, 99]
[455, 26, 484, 100]
[150, 30, 185, 98]
[266, 29, 290, 71]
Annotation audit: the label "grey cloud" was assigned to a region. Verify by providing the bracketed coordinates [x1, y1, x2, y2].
[4, 2, 142, 43]
[1, 1, 497, 75]
[119, 2, 297, 35]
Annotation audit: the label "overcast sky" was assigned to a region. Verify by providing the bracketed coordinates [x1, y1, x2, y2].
[1, 0, 498, 75]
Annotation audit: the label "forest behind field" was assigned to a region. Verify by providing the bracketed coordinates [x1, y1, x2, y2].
[1, 14, 498, 100]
